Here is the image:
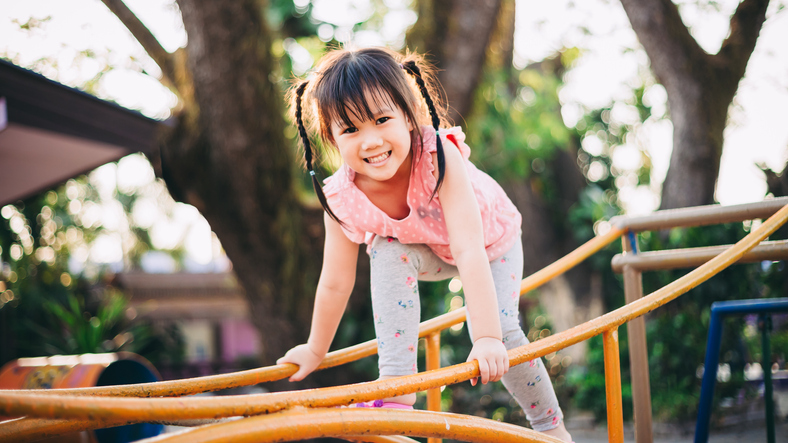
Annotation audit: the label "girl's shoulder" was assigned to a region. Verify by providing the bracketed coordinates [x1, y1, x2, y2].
[418, 125, 472, 161]
[322, 165, 353, 197]
[322, 166, 366, 244]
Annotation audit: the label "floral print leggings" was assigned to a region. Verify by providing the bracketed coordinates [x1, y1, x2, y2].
[368, 235, 563, 431]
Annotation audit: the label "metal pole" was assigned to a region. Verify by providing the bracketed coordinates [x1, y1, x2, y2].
[611, 240, 788, 273]
[603, 328, 624, 443]
[622, 234, 653, 443]
[425, 333, 442, 443]
[610, 197, 788, 232]
[694, 305, 724, 443]
[759, 314, 775, 443]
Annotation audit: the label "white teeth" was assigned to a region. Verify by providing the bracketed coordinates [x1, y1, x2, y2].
[366, 151, 391, 164]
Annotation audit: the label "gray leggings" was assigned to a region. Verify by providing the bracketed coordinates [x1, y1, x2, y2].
[368, 235, 563, 431]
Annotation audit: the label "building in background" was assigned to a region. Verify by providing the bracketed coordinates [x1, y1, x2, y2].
[112, 272, 261, 379]
[1, 60, 260, 377]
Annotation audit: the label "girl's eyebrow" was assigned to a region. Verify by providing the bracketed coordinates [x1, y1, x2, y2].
[373, 107, 394, 116]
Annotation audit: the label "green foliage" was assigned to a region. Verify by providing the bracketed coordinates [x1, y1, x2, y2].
[456, 44, 787, 426]
[565, 333, 634, 422]
[21, 287, 183, 366]
[0, 179, 183, 367]
[566, 223, 788, 423]
[466, 65, 570, 182]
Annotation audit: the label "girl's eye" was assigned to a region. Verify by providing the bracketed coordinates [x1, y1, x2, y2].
[342, 127, 357, 134]
[376, 117, 390, 124]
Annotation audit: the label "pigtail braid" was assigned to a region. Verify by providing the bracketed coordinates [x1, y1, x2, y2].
[295, 81, 343, 225]
[401, 60, 445, 201]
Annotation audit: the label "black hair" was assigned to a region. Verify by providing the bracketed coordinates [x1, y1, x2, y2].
[401, 60, 445, 200]
[295, 81, 342, 224]
[290, 47, 449, 224]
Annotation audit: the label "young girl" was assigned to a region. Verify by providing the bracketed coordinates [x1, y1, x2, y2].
[276, 47, 572, 441]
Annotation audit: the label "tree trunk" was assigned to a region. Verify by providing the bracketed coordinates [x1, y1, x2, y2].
[503, 143, 603, 364]
[619, 0, 770, 209]
[764, 162, 788, 198]
[411, 1, 602, 362]
[122, 0, 317, 366]
[407, 0, 502, 123]
[101, 1, 385, 395]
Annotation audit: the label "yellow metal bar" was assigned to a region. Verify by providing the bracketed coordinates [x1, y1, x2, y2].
[0, 417, 105, 443]
[425, 332, 442, 443]
[0, 202, 784, 423]
[420, 226, 625, 338]
[425, 333, 441, 413]
[343, 435, 421, 443]
[3, 341, 380, 398]
[0, 416, 419, 443]
[505, 202, 788, 366]
[129, 408, 564, 443]
[0, 416, 231, 443]
[622, 235, 653, 443]
[1, 203, 785, 433]
[603, 329, 624, 443]
[519, 226, 625, 296]
[7, 225, 624, 403]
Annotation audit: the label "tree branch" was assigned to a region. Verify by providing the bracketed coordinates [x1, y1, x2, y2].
[100, 0, 177, 85]
[716, 0, 770, 82]
[619, 0, 705, 87]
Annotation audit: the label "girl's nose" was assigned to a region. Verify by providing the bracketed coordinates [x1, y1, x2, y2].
[361, 133, 384, 150]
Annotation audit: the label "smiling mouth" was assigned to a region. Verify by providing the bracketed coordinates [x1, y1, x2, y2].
[364, 151, 392, 164]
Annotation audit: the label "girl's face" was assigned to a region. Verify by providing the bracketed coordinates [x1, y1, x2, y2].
[330, 92, 414, 184]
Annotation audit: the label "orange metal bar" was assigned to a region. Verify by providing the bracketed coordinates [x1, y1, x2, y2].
[1, 203, 785, 423]
[2, 342, 378, 398]
[603, 329, 624, 443]
[505, 202, 788, 366]
[129, 408, 564, 443]
[0, 417, 108, 443]
[0, 416, 419, 443]
[425, 333, 441, 413]
[0, 415, 238, 443]
[519, 226, 625, 296]
[421, 226, 625, 338]
[5, 224, 623, 402]
[343, 436, 421, 443]
[2, 203, 786, 443]
[425, 332, 442, 443]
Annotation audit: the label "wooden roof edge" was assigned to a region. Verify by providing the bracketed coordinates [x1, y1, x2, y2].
[0, 58, 175, 155]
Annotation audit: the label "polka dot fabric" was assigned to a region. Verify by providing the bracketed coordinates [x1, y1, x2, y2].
[322, 126, 522, 264]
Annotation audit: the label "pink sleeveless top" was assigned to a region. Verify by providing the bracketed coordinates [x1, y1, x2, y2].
[323, 126, 522, 264]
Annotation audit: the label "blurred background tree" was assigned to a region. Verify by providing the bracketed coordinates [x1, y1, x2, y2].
[0, 178, 184, 368]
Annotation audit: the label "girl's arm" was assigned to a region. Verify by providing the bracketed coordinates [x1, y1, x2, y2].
[436, 143, 509, 386]
[276, 212, 359, 381]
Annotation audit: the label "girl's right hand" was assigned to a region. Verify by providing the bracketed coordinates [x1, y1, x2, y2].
[466, 336, 509, 386]
[276, 344, 325, 382]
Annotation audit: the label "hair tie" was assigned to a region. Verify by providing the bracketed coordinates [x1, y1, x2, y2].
[399, 63, 404, 69]
[309, 170, 316, 176]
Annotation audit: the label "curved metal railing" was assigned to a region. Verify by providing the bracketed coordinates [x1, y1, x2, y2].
[1, 197, 787, 443]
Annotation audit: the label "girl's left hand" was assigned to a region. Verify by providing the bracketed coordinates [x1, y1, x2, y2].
[466, 336, 509, 386]
[277, 343, 325, 382]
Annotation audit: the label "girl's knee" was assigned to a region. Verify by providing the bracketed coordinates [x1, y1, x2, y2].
[370, 236, 416, 266]
[502, 328, 528, 350]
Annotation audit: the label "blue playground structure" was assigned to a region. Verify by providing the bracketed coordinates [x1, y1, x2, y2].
[695, 298, 788, 443]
